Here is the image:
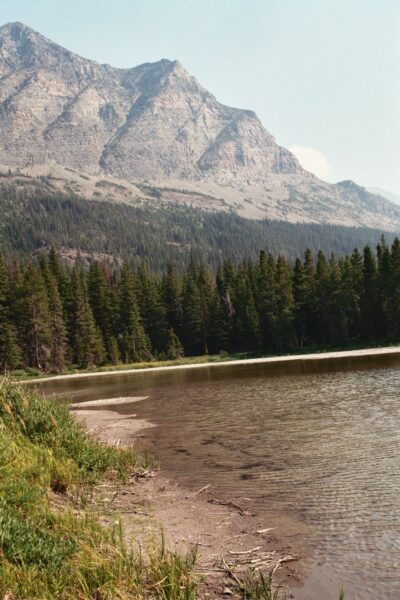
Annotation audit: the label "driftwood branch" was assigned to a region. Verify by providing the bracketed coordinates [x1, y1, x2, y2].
[193, 483, 211, 495]
[208, 498, 244, 515]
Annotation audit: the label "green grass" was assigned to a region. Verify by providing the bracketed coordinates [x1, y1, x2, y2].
[10, 339, 400, 383]
[0, 379, 199, 599]
[9, 352, 252, 381]
[0, 380, 346, 599]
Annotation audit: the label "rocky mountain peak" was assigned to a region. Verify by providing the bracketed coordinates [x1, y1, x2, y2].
[0, 22, 398, 231]
[0, 22, 305, 182]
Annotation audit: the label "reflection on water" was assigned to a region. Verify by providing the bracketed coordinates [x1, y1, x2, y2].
[34, 359, 400, 600]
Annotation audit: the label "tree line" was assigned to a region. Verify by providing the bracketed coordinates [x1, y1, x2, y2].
[1, 175, 397, 271]
[0, 237, 400, 373]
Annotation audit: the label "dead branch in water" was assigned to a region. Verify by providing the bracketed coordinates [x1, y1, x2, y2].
[208, 498, 244, 515]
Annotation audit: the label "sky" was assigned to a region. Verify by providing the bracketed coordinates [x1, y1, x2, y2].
[1, 0, 399, 193]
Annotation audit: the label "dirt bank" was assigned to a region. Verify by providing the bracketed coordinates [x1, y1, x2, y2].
[72, 396, 302, 598]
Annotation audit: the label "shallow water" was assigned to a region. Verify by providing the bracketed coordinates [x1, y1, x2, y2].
[34, 359, 400, 599]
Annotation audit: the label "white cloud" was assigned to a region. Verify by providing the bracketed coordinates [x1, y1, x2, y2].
[289, 145, 333, 181]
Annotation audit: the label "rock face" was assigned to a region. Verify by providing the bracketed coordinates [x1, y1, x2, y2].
[0, 21, 400, 231]
[0, 21, 304, 181]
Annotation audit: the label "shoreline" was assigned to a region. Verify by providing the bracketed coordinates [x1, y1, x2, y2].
[71, 397, 304, 598]
[21, 345, 400, 385]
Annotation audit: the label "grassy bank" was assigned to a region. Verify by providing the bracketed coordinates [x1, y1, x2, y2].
[0, 380, 284, 599]
[0, 380, 200, 599]
[9, 340, 399, 382]
[9, 352, 250, 381]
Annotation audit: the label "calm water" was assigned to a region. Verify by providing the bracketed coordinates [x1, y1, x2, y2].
[34, 359, 400, 599]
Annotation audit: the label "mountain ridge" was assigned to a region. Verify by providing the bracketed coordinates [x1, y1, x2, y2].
[0, 21, 399, 231]
[0, 21, 302, 182]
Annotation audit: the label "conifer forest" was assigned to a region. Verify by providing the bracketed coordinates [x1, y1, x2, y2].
[1, 237, 399, 373]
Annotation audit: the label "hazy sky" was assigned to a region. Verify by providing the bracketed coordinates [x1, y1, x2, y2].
[1, 0, 399, 192]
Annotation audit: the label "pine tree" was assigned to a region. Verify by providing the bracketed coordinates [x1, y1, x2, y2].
[341, 255, 361, 342]
[233, 267, 260, 351]
[329, 256, 354, 345]
[39, 257, 68, 372]
[390, 237, 400, 339]
[274, 256, 296, 350]
[47, 247, 74, 358]
[376, 236, 391, 339]
[71, 268, 105, 368]
[0, 256, 20, 371]
[166, 328, 184, 360]
[16, 265, 52, 370]
[293, 249, 317, 346]
[46, 272, 68, 372]
[161, 261, 183, 336]
[88, 261, 119, 362]
[360, 246, 378, 341]
[257, 251, 276, 350]
[137, 266, 168, 354]
[197, 263, 214, 355]
[314, 251, 331, 345]
[119, 265, 151, 362]
[182, 270, 204, 355]
[208, 290, 230, 353]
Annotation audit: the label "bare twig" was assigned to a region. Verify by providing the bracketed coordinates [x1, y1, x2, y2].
[256, 527, 277, 534]
[193, 483, 211, 495]
[208, 498, 244, 515]
[228, 546, 263, 555]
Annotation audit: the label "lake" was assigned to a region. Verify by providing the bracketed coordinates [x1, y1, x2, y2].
[33, 355, 400, 599]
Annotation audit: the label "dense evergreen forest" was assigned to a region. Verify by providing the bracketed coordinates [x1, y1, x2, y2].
[0, 176, 398, 270]
[1, 237, 400, 373]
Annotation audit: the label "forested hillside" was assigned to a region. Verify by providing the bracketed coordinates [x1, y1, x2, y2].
[1, 238, 399, 373]
[0, 176, 398, 270]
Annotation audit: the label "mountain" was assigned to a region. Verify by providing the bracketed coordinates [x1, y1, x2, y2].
[367, 187, 400, 206]
[0, 21, 302, 181]
[0, 21, 400, 231]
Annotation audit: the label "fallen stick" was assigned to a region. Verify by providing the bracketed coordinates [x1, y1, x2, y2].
[221, 556, 243, 588]
[224, 533, 247, 542]
[228, 546, 263, 555]
[208, 498, 244, 515]
[188, 541, 212, 547]
[193, 483, 211, 495]
[256, 527, 277, 534]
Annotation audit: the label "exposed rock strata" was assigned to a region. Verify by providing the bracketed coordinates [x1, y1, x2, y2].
[0, 21, 399, 230]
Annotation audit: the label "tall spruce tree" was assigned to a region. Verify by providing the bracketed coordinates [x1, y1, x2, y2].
[182, 269, 204, 355]
[119, 265, 151, 362]
[360, 246, 378, 341]
[71, 268, 105, 368]
[314, 251, 331, 345]
[16, 265, 52, 370]
[0, 256, 20, 370]
[233, 267, 260, 351]
[88, 261, 120, 362]
[197, 263, 214, 355]
[390, 237, 400, 339]
[257, 251, 276, 350]
[137, 266, 168, 354]
[41, 260, 68, 373]
[274, 256, 296, 350]
[208, 289, 231, 353]
[162, 261, 183, 336]
[376, 236, 391, 339]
